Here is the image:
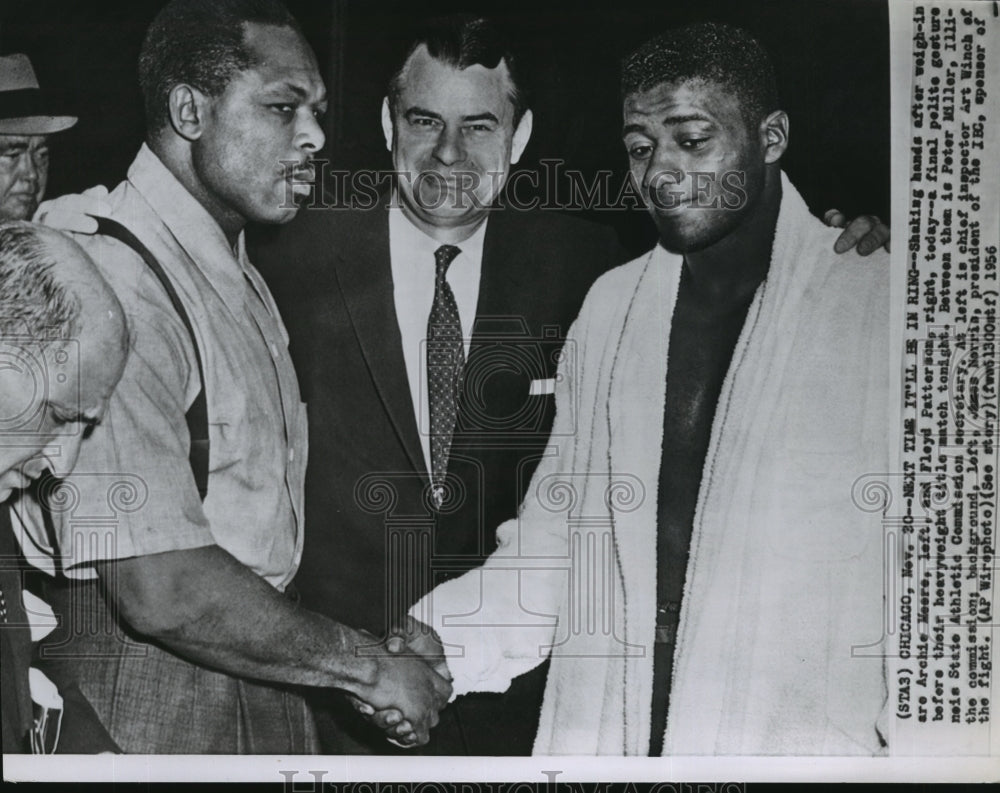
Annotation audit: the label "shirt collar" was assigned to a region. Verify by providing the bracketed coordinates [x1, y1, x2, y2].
[388, 203, 489, 270]
[127, 143, 249, 299]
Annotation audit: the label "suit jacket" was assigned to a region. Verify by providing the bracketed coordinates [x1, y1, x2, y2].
[250, 202, 621, 639]
[1, 506, 34, 753]
[2, 501, 120, 754]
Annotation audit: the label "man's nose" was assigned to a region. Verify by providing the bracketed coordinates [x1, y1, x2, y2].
[643, 159, 686, 200]
[42, 432, 84, 478]
[432, 128, 465, 167]
[13, 151, 41, 188]
[295, 110, 326, 154]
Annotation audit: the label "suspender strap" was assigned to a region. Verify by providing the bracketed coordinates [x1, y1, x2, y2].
[94, 217, 210, 501]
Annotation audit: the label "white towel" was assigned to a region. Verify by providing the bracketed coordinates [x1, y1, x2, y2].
[418, 173, 892, 755]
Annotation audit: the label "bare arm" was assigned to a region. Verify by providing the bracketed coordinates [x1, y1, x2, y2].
[94, 544, 451, 742]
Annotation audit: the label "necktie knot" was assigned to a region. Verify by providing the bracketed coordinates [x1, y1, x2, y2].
[434, 245, 461, 279]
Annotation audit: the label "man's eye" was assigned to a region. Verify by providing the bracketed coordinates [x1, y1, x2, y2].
[270, 104, 296, 117]
[628, 144, 653, 160]
[411, 118, 440, 128]
[464, 124, 492, 133]
[680, 137, 709, 150]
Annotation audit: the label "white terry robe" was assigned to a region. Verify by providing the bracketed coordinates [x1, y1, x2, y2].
[412, 173, 892, 755]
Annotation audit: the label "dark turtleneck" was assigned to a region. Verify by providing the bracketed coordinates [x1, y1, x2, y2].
[648, 177, 780, 756]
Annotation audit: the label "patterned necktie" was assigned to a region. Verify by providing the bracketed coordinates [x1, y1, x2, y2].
[427, 244, 464, 509]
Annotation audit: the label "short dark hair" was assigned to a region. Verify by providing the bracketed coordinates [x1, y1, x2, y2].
[621, 22, 779, 130]
[388, 15, 529, 126]
[138, 0, 301, 134]
[0, 222, 80, 346]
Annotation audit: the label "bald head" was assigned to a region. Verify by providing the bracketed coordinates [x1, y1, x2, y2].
[0, 221, 125, 346]
[0, 221, 128, 499]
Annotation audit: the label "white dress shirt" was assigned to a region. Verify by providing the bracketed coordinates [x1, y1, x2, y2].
[388, 206, 486, 474]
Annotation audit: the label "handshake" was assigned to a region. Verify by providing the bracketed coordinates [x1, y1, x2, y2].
[348, 616, 453, 748]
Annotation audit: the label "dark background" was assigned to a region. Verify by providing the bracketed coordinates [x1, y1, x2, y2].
[1, 0, 889, 255]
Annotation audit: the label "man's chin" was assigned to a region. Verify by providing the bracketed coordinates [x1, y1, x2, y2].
[654, 224, 708, 254]
[0, 197, 39, 223]
[414, 205, 491, 228]
[0, 475, 21, 503]
[255, 204, 302, 226]
[414, 186, 494, 216]
[652, 212, 735, 254]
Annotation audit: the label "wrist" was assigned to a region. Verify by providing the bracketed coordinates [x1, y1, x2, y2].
[324, 625, 382, 695]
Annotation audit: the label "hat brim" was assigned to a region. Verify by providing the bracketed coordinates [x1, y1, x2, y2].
[0, 115, 77, 136]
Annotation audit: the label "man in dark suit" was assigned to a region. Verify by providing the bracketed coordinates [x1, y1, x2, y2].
[251, 15, 619, 755]
[250, 15, 888, 755]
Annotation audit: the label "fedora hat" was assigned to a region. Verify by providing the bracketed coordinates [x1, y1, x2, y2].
[0, 53, 77, 135]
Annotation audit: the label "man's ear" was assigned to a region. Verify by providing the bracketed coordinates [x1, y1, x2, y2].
[761, 110, 789, 164]
[510, 109, 533, 165]
[381, 97, 394, 153]
[167, 84, 209, 142]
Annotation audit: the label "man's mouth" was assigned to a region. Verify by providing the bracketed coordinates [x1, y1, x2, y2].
[650, 196, 692, 215]
[284, 164, 316, 197]
[422, 170, 482, 188]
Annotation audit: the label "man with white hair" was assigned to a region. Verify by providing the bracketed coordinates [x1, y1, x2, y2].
[0, 221, 127, 753]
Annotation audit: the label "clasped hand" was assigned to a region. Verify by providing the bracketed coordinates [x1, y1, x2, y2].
[348, 616, 452, 748]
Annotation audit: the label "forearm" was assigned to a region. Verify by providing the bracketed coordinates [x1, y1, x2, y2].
[96, 545, 379, 694]
[157, 589, 379, 692]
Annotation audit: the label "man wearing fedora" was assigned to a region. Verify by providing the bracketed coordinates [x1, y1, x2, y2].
[0, 53, 77, 222]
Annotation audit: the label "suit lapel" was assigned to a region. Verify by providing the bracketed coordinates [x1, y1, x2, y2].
[456, 209, 535, 435]
[470, 208, 531, 352]
[328, 207, 428, 479]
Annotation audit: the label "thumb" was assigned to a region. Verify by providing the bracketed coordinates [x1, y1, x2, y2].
[82, 184, 110, 199]
[823, 208, 846, 228]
